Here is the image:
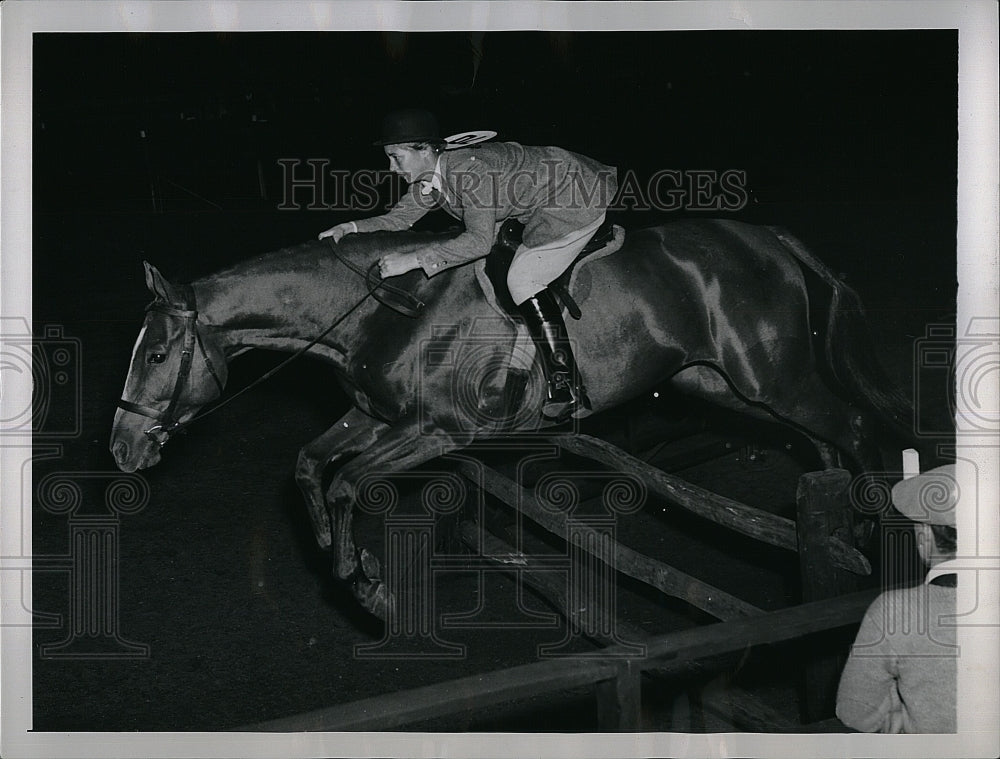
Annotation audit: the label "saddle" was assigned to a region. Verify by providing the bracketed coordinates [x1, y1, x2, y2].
[484, 218, 620, 319]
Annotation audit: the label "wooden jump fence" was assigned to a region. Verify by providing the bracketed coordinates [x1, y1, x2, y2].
[237, 432, 873, 732]
[241, 590, 877, 732]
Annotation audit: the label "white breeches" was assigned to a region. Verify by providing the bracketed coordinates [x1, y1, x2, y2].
[506, 213, 606, 305]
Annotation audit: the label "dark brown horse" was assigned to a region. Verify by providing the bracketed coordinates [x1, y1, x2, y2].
[110, 219, 911, 617]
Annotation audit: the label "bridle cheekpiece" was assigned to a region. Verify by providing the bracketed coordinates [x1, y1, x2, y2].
[117, 287, 224, 447]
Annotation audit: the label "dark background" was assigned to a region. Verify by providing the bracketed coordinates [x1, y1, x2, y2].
[32, 30, 958, 306]
[30, 30, 957, 731]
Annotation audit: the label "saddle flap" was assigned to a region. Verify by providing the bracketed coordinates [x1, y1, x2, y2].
[476, 222, 626, 322]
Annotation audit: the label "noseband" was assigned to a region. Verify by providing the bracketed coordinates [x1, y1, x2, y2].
[117, 244, 422, 448]
[117, 286, 225, 447]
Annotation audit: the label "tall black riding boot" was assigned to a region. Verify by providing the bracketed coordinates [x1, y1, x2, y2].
[517, 289, 592, 423]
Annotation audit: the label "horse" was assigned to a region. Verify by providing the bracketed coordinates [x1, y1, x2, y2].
[110, 219, 912, 618]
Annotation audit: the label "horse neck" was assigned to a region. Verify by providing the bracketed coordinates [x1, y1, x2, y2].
[189, 241, 379, 366]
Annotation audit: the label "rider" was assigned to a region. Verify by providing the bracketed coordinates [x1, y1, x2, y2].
[319, 108, 618, 422]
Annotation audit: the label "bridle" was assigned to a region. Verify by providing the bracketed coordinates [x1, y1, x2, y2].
[117, 241, 425, 447]
[116, 286, 226, 447]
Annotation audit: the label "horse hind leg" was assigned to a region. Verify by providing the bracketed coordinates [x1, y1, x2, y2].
[683, 362, 883, 550]
[676, 363, 875, 473]
[765, 374, 881, 474]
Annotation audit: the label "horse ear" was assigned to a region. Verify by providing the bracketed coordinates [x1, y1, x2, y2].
[143, 261, 181, 303]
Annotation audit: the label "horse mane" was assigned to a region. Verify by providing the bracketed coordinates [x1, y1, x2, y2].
[201, 227, 465, 283]
[336, 227, 465, 265]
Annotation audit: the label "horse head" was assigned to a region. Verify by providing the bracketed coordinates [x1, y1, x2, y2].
[110, 262, 228, 472]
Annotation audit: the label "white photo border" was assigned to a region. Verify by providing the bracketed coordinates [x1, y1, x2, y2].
[2, 2, 997, 758]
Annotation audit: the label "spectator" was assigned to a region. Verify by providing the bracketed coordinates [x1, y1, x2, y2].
[836, 464, 959, 732]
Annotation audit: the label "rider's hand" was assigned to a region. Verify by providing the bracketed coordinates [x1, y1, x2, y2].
[378, 252, 421, 278]
[318, 222, 356, 243]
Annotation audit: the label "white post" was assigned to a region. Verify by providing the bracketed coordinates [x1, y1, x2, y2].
[902, 448, 921, 479]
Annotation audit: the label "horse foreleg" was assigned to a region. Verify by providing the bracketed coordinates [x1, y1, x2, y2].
[295, 407, 390, 549]
[324, 425, 464, 619]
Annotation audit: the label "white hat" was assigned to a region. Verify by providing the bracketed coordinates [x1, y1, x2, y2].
[891, 464, 957, 526]
[444, 130, 497, 149]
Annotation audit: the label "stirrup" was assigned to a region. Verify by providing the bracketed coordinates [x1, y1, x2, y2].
[542, 394, 592, 423]
[542, 372, 591, 423]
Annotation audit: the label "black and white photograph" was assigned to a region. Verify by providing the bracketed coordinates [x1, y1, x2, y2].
[2, 2, 997, 757]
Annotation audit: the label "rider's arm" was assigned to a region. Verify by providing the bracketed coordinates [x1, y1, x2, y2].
[414, 169, 499, 276]
[414, 206, 497, 276]
[353, 183, 433, 234]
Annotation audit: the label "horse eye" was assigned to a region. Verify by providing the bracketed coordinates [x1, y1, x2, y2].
[148, 353, 167, 365]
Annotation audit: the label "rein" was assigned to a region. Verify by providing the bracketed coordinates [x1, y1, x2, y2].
[118, 242, 421, 447]
[326, 238, 425, 318]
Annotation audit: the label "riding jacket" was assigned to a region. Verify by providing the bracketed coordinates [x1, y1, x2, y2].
[352, 142, 618, 277]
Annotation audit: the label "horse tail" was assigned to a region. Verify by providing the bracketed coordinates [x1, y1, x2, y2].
[768, 226, 915, 444]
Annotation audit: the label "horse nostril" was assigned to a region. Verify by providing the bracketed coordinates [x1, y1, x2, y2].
[112, 440, 129, 463]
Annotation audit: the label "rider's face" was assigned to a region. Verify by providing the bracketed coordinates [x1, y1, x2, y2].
[384, 144, 437, 184]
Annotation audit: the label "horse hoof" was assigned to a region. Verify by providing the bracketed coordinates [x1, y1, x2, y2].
[360, 548, 382, 578]
[353, 577, 392, 620]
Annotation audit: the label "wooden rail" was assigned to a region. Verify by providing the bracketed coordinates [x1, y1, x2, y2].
[547, 434, 870, 576]
[453, 459, 764, 621]
[238, 588, 878, 732]
[456, 520, 803, 729]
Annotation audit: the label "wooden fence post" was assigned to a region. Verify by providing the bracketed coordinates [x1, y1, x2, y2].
[596, 661, 642, 731]
[796, 468, 858, 723]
